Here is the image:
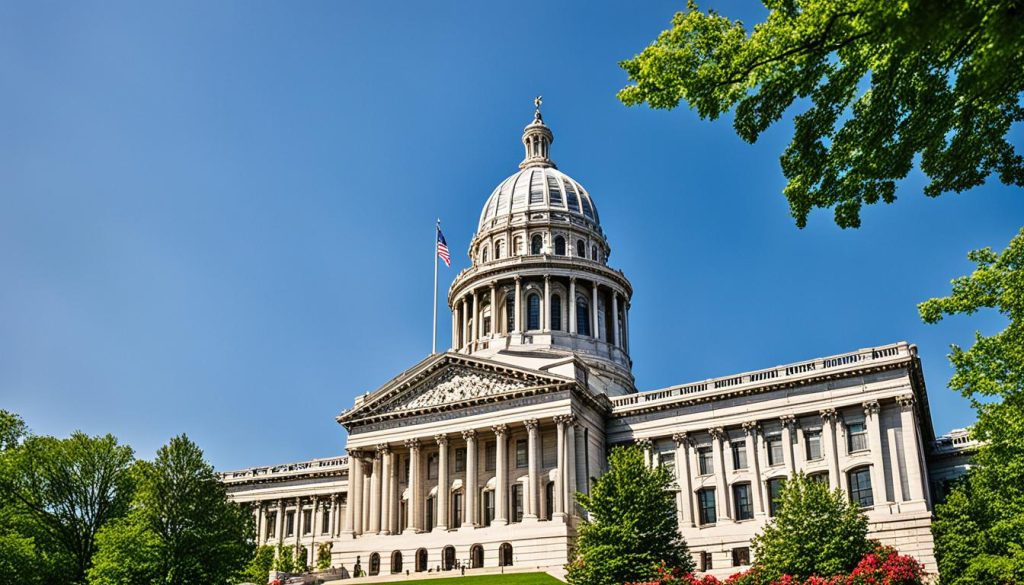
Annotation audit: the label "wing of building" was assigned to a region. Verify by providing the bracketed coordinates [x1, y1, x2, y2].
[221, 105, 975, 580]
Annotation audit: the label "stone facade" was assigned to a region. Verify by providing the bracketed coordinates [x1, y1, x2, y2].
[221, 105, 973, 580]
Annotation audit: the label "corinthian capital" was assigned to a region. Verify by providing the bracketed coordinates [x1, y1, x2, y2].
[434, 434, 448, 447]
[523, 419, 540, 432]
[741, 421, 760, 434]
[707, 427, 725, 440]
[779, 414, 797, 428]
[634, 437, 653, 450]
[897, 395, 916, 410]
[862, 400, 880, 416]
[819, 408, 837, 422]
[461, 429, 477, 442]
[404, 438, 421, 451]
[491, 424, 508, 437]
[672, 432, 690, 447]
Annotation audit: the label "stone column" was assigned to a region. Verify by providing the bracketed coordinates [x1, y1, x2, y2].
[553, 416, 566, 519]
[489, 284, 496, 337]
[611, 291, 620, 347]
[461, 297, 469, 351]
[566, 417, 578, 515]
[568, 278, 577, 334]
[543, 276, 551, 331]
[310, 495, 319, 553]
[330, 494, 339, 537]
[819, 409, 841, 490]
[404, 439, 422, 532]
[435, 434, 449, 531]
[709, 427, 730, 520]
[492, 424, 509, 525]
[463, 430, 478, 527]
[591, 284, 600, 340]
[623, 302, 630, 352]
[898, 396, 926, 501]
[673, 432, 694, 526]
[369, 450, 382, 534]
[524, 419, 540, 520]
[295, 497, 302, 548]
[345, 452, 363, 535]
[275, 499, 284, 544]
[635, 437, 653, 468]
[472, 291, 480, 342]
[864, 400, 888, 502]
[742, 421, 765, 516]
[513, 277, 522, 334]
[380, 446, 392, 534]
[389, 455, 399, 534]
[780, 415, 796, 475]
[255, 502, 265, 544]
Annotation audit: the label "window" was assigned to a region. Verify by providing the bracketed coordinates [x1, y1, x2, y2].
[403, 456, 410, 483]
[485, 441, 496, 471]
[455, 448, 466, 473]
[731, 440, 748, 470]
[554, 236, 566, 255]
[302, 509, 312, 535]
[425, 496, 434, 531]
[505, 293, 515, 333]
[805, 430, 823, 460]
[369, 552, 380, 576]
[266, 512, 277, 538]
[514, 236, 523, 256]
[531, 234, 543, 254]
[527, 294, 541, 330]
[391, 551, 403, 574]
[658, 451, 675, 475]
[427, 454, 439, 480]
[550, 294, 562, 331]
[767, 477, 785, 516]
[849, 467, 874, 507]
[499, 542, 513, 567]
[699, 551, 713, 571]
[452, 491, 463, 527]
[516, 440, 528, 468]
[847, 422, 868, 452]
[576, 299, 590, 335]
[697, 488, 716, 525]
[577, 240, 586, 257]
[545, 481, 554, 519]
[697, 446, 714, 475]
[415, 548, 428, 572]
[733, 483, 753, 520]
[495, 241, 503, 259]
[511, 484, 524, 523]
[286, 511, 295, 536]
[321, 509, 330, 534]
[481, 247, 489, 263]
[732, 547, 750, 567]
[483, 490, 495, 526]
[809, 471, 829, 484]
[591, 245, 598, 261]
[766, 434, 784, 466]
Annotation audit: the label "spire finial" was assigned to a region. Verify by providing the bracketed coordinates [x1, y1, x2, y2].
[520, 95, 555, 169]
[534, 95, 543, 121]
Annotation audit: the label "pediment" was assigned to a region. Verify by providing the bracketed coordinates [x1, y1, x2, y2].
[337, 353, 575, 427]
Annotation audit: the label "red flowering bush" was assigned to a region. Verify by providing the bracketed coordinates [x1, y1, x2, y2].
[625, 546, 925, 585]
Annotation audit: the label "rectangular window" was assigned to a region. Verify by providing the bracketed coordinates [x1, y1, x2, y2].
[403, 456, 410, 483]
[483, 490, 495, 526]
[427, 454, 439, 480]
[697, 488, 716, 525]
[266, 512, 276, 538]
[321, 509, 330, 534]
[286, 511, 295, 536]
[766, 434, 784, 466]
[455, 448, 466, 473]
[697, 447, 714, 475]
[847, 422, 868, 452]
[733, 483, 753, 520]
[699, 551, 713, 571]
[805, 430, 823, 460]
[302, 509, 312, 535]
[542, 434, 557, 468]
[516, 440, 528, 468]
[767, 477, 785, 517]
[849, 467, 874, 507]
[511, 484, 524, 523]
[452, 492, 463, 527]
[732, 547, 750, 567]
[658, 451, 675, 475]
[425, 497, 434, 532]
[731, 440, 748, 470]
[485, 441, 496, 471]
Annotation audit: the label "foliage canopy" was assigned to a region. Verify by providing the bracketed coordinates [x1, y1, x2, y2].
[619, 0, 1024, 228]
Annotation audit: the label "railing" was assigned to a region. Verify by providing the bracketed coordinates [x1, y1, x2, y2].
[611, 342, 912, 412]
[220, 456, 349, 482]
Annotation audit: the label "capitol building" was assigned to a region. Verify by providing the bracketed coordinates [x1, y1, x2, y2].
[221, 106, 974, 580]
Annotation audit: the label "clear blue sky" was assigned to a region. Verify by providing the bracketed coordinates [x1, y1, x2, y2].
[1, 1, 1020, 470]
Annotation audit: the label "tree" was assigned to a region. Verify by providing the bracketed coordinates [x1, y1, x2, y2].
[88, 434, 254, 585]
[0, 410, 28, 451]
[921, 228, 1024, 584]
[566, 445, 693, 585]
[316, 542, 332, 570]
[618, 0, 1023, 229]
[750, 473, 871, 582]
[241, 545, 276, 585]
[0, 430, 135, 584]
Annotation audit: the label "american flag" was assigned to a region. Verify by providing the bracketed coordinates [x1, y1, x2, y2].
[436, 228, 451, 267]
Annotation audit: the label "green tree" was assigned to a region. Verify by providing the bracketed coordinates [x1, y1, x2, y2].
[618, 0, 1023, 229]
[241, 545, 276, 584]
[921, 228, 1024, 584]
[751, 473, 871, 582]
[566, 445, 693, 585]
[88, 434, 253, 585]
[271, 544, 296, 573]
[316, 542, 332, 570]
[0, 410, 28, 451]
[0, 430, 135, 584]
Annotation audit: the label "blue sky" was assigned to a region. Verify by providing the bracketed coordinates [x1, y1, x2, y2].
[1, 1, 1020, 470]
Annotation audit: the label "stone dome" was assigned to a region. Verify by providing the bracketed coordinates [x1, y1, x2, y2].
[477, 166, 600, 233]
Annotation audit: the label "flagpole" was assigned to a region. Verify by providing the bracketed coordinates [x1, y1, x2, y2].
[432, 219, 439, 354]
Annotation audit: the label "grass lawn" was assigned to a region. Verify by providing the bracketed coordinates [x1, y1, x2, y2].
[416, 573, 563, 584]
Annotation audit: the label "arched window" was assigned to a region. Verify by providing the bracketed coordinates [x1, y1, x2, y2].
[442, 546, 456, 571]
[550, 294, 562, 331]
[576, 298, 590, 336]
[545, 481, 555, 519]
[499, 542, 514, 567]
[527, 294, 541, 331]
[848, 467, 874, 507]
[592, 245, 598, 261]
[391, 551, 403, 574]
[415, 548, 428, 572]
[481, 247, 489, 263]
[369, 553, 380, 576]
[554, 236, 566, 255]
[577, 240, 586, 257]
[531, 234, 543, 255]
[514, 236, 523, 256]
[505, 292, 515, 333]
[482, 304, 492, 337]
[495, 241, 503, 259]
[470, 544, 484, 569]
